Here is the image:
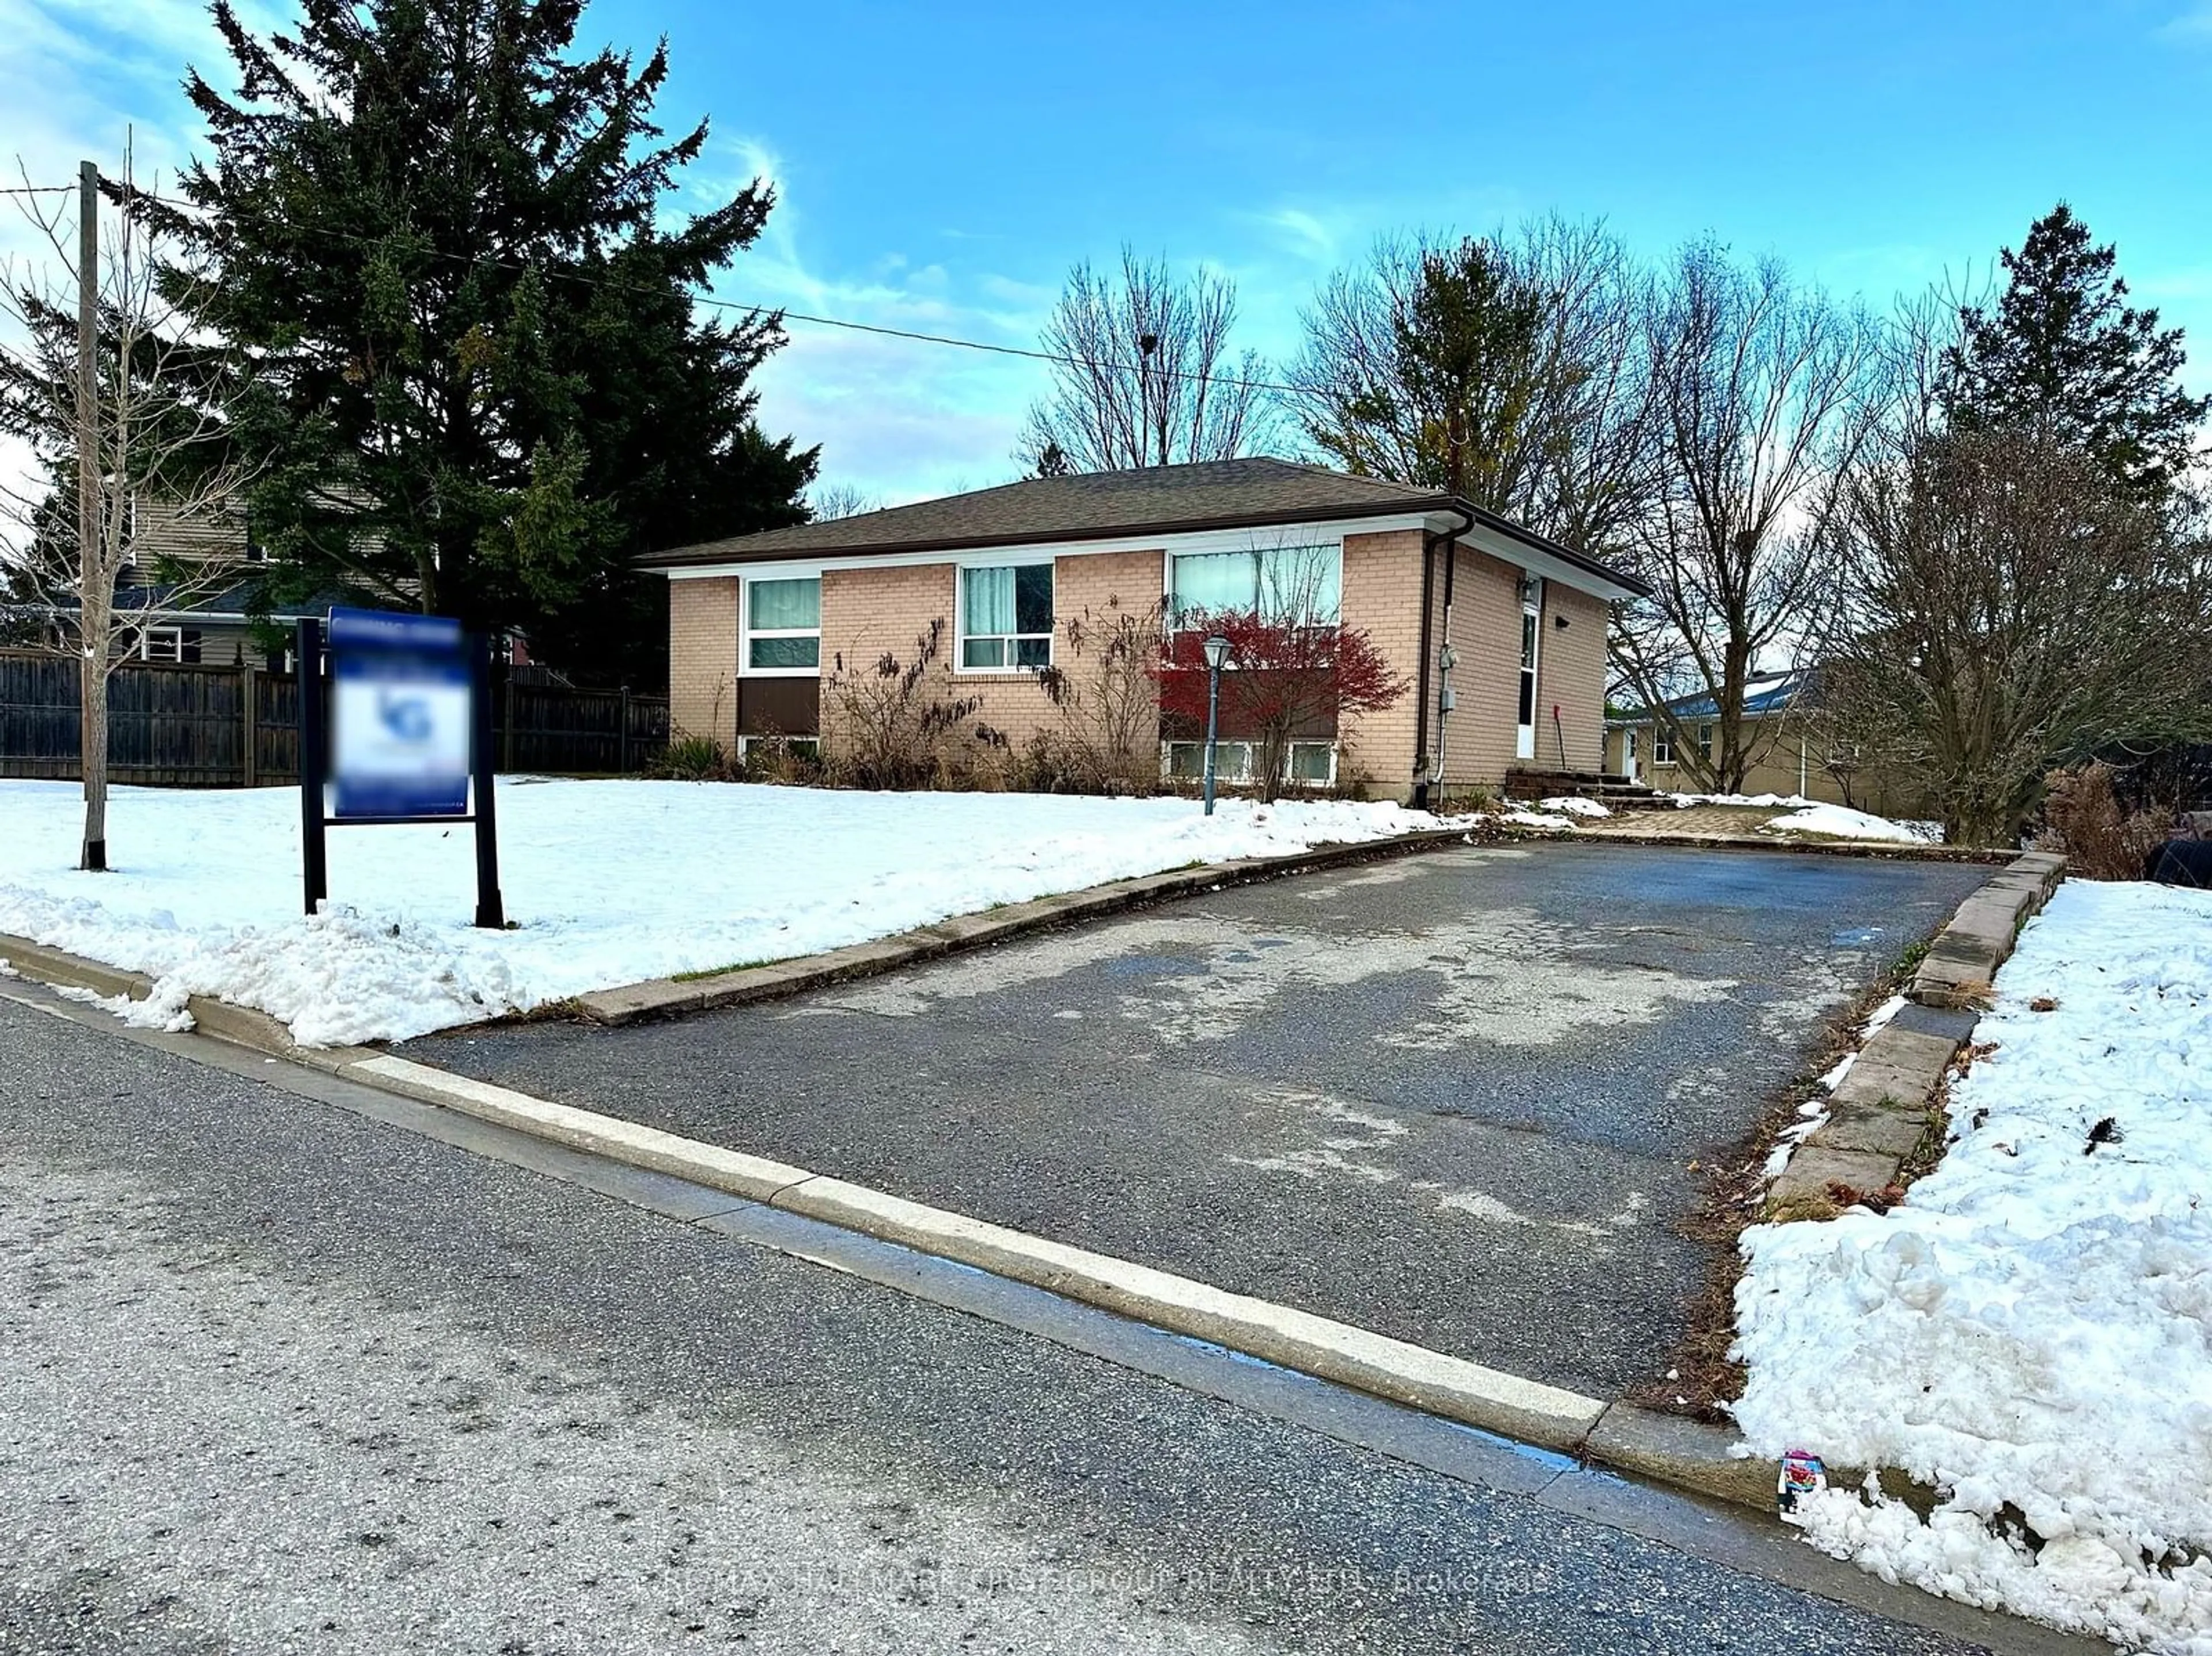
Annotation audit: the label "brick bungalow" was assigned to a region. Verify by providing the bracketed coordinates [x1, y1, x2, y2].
[640, 458, 1648, 804]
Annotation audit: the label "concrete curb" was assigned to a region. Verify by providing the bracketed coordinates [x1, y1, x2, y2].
[0, 929, 1780, 1512]
[569, 824, 1510, 1026]
[1770, 850, 2066, 1209]
[1575, 829, 2016, 865]
[1906, 851, 2066, 1009]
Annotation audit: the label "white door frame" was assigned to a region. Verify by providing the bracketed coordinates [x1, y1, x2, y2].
[1514, 577, 1541, 761]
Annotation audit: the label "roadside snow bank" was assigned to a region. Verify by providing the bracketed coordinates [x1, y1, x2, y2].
[0, 780, 1480, 1045]
[1763, 804, 1938, 844]
[1732, 880, 2212, 1652]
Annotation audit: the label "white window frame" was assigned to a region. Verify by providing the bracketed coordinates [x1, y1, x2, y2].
[139, 624, 185, 662]
[1159, 738, 1338, 790]
[1514, 576, 1542, 761]
[955, 558, 1055, 675]
[1652, 726, 1674, 766]
[736, 733, 821, 760]
[1165, 541, 1343, 631]
[1698, 722, 1714, 763]
[740, 574, 821, 678]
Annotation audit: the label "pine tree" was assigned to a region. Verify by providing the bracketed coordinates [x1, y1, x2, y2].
[159, 0, 817, 679]
[1944, 204, 2209, 498]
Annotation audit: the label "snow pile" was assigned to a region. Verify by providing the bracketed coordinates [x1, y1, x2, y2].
[0, 780, 1484, 1046]
[1733, 880, 2212, 1652]
[1762, 804, 1939, 844]
[1538, 795, 1613, 818]
[1498, 809, 1576, 831]
[54, 979, 196, 1033]
[1669, 791, 1813, 809]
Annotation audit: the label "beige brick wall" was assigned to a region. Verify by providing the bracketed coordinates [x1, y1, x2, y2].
[1340, 535, 1619, 801]
[1533, 581, 1607, 773]
[664, 539, 1621, 798]
[668, 576, 738, 746]
[1337, 529, 1425, 797]
[818, 551, 1166, 761]
[1434, 545, 1523, 791]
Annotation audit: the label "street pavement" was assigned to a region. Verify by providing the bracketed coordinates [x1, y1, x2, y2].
[0, 984, 2080, 1656]
[407, 843, 1990, 1397]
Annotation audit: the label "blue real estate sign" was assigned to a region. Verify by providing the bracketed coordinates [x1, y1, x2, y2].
[327, 606, 472, 820]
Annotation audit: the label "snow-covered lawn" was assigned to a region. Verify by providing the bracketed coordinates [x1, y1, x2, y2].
[0, 779, 1487, 1047]
[1733, 880, 2212, 1653]
[1538, 794, 1613, 818]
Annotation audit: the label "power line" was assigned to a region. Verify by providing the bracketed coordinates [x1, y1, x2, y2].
[30, 178, 1307, 397]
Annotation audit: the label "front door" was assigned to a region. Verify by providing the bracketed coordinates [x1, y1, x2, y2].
[1515, 580, 1541, 761]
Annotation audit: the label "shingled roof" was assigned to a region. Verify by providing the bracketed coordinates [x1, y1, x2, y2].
[637, 457, 1647, 595]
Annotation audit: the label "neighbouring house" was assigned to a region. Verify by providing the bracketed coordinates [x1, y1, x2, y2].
[7, 496, 535, 671]
[1604, 672, 1929, 816]
[6, 497, 318, 669]
[639, 458, 1649, 804]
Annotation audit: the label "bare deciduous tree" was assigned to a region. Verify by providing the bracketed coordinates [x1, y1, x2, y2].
[805, 481, 885, 521]
[1819, 304, 2211, 845]
[1017, 247, 1274, 473]
[1286, 218, 1658, 554]
[0, 153, 254, 869]
[1610, 242, 1880, 792]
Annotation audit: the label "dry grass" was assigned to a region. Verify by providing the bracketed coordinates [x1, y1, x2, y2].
[1627, 947, 1934, 1422]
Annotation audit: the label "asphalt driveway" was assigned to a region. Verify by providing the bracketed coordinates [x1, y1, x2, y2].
[404, 842, 1989, 1399]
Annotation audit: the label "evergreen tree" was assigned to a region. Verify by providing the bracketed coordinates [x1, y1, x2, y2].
[1944, 204, 2208, 498]
[160, 0, 816, 679]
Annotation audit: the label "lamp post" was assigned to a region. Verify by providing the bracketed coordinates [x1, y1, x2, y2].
[1200, 632, 1231, 816]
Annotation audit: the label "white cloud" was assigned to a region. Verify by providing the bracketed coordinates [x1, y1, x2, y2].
[680, 131, 1055, 501]
[2158, 0, 2212, 41]
[0, 11, 1052, 522]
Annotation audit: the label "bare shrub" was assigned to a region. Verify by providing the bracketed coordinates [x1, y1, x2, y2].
[737, 726, 820, 786]
[646, 732, 734, 782]
[821, 618, 982, 790]
[2035, 761, 2168, 880]
[1036, 597, 1165, 794]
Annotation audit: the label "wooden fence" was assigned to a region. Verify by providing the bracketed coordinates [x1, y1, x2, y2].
[0, 650, 668, 787]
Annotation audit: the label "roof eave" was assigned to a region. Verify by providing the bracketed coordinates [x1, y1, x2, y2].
[638, 484, 1649, 600]
[635, 492, 1444, 572]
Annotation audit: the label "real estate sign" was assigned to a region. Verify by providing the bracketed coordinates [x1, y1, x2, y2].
[328, 607, 472, 820]
[298, 608, 504, 928]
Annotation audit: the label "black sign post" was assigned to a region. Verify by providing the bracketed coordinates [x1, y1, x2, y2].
[469, 634, 505, 929]
[298, 611, 505, 928]
[298, 615, 329, 914]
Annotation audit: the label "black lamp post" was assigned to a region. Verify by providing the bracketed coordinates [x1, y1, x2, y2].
[1201, 632, 1232, 816]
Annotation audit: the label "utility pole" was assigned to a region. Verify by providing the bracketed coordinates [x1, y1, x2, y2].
[76, 159, 105, 871]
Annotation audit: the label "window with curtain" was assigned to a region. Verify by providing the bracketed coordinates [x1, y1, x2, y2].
[960, 563, 1054, 669]
[746, 576, 821, 670]
[1168, 544, 1340, 627]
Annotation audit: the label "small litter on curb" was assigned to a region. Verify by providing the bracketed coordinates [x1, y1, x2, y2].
[1778, 1449, 1827, 1516]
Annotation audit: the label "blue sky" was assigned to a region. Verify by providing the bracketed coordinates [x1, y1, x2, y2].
[6, 0, 2209, 506]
